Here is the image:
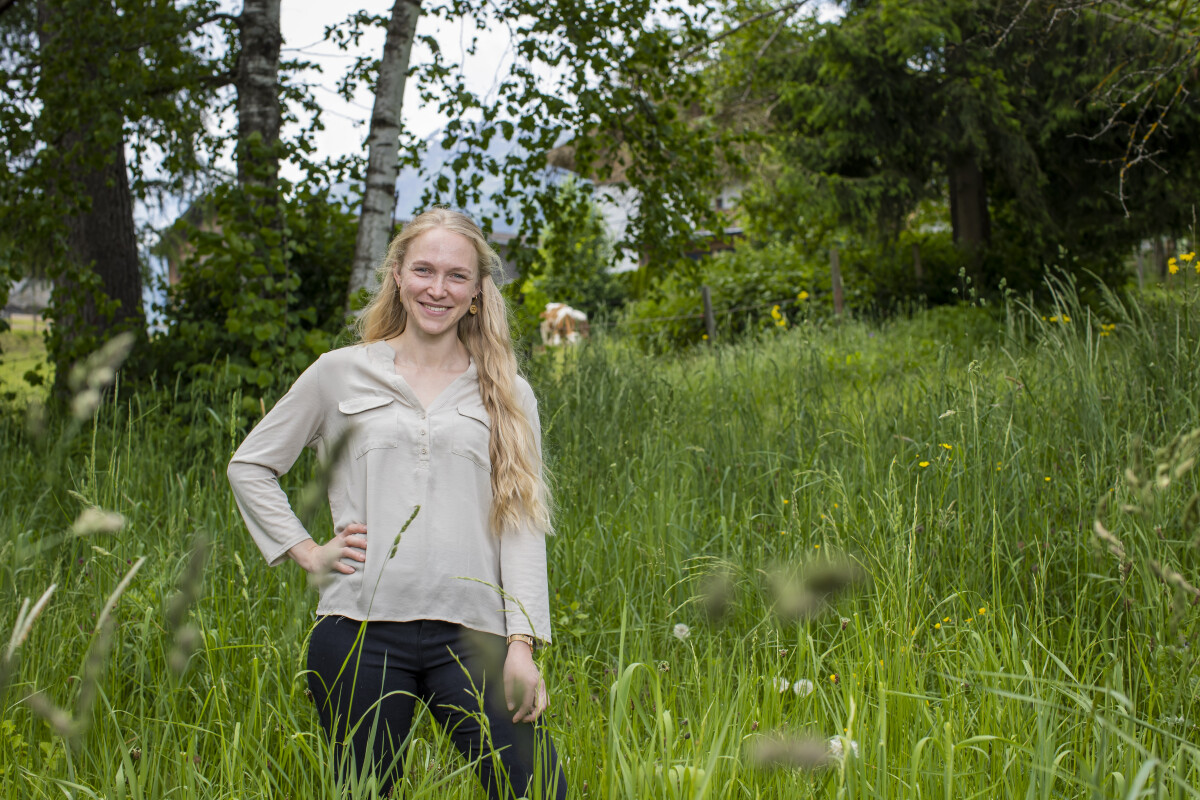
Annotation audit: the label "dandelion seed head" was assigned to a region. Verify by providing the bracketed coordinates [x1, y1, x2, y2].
[827, 736, 859, 760]
[672, 623, 691, 641]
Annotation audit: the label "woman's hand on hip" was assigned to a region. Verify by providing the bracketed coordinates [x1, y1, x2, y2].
[503, 641, 548, 724]
[288, 523, 367, 574]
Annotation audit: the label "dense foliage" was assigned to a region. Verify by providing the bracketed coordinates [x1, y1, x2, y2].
[148, 179, 357, 408]
[718, 0, 1200, 295]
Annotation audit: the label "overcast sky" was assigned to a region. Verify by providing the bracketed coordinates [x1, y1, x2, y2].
[279, 1, 528, 171]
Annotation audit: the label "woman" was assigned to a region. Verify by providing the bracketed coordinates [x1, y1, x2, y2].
[227, 208, 566, 799]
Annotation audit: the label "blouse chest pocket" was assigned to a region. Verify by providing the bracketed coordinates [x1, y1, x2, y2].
[452, 403, 492, 472]
[338, 395, 400, 459]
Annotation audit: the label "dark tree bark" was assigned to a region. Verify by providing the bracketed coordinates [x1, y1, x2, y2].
[346, 0, 423, 307]
[36, 0, 145, 395]
[235, 0, 282, 191]
[948, 151, 991, 248]
[949, 150, 991, 286]
[60, 131, 144, 332]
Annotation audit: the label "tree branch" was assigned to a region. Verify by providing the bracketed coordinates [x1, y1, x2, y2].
[681, 0, 811, 61]
[195, 12, 242, 30]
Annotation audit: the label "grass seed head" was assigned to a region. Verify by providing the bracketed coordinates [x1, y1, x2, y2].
[72, 507, 126, 537]
[697, 570, 736, 621]
[747, 735, 832, 771]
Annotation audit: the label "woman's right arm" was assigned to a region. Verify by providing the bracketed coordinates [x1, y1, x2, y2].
[227, 357, 363, 571]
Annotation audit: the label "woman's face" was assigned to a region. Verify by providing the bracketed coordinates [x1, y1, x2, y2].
[394, 227, 481, 339]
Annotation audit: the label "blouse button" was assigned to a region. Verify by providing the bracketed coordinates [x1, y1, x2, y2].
[421, 447, 428, 455]
[419, 429, 426, 436]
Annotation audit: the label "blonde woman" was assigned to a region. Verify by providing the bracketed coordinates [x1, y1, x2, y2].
[227, 208, 566, 799]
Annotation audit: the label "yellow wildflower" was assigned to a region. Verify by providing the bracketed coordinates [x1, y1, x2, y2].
[939, 443, 952, 450]
[919, 461, 930, 468]
[978, 607, 986, 615]
[1168, 257, 1179, 275]
[1181, 252, 1195, 262]
[770, 305, 782, 320]
[1044, 476, 1051, 482]
[701, 334, 708, 340]
[797, 290, 810, 301]
[934, 622, 941, 629]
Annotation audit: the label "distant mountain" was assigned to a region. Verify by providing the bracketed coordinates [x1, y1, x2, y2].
[331, 130, 568, 236]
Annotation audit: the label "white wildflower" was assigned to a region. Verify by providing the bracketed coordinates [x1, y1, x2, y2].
[774, 676, 790, 693]
[672, 623, 691, 641]
[827, 736, 859, 760]
[792, 679, 814, 697]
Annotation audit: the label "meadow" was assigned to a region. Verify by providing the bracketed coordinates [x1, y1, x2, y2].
[2, 279, 1199, 799]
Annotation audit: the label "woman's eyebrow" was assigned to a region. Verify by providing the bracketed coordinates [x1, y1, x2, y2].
[408, 259, 474, 274]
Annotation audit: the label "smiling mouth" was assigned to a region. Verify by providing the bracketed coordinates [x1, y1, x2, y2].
[419, 302, 451, 314]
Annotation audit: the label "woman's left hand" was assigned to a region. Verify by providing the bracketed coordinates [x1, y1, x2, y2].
[503, 641, 548, 724]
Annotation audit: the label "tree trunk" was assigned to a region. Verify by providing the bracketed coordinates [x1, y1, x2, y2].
[60, 133, 145, 333]
[236, 0, 282, 191]
[346, 0, 423, 307]
[36, 0, 144, 395]
[948, 152, 990, 248]
[948, 151, 991, 288]
[1152, 237, 1166, 277]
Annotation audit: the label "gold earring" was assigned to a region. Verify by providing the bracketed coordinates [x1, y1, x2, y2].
[469, 297, 479, 315]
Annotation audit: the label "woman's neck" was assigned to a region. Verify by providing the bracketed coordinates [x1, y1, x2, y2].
[386, 327, 470, 371]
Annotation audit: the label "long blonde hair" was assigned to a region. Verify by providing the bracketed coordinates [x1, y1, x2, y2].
[356, 208, 551, 535]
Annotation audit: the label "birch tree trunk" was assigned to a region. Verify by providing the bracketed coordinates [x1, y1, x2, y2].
[235, 0, 282, 192]
[346, 0, 422, 308]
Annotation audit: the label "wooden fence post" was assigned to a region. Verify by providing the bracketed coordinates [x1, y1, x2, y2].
[830, 248, 844, 316]
[701, 285, 716, 343]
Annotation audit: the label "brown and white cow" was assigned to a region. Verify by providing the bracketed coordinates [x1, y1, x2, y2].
[539, 302, 590, 346]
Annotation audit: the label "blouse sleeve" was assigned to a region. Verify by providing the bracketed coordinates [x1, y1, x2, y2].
[498, 381, 554, 642]
[227, 356, 327, 567]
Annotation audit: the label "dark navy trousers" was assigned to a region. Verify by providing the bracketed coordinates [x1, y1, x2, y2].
[306, 616, 567, 799]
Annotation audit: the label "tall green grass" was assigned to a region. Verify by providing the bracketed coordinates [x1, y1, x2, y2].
[2, 283, 1199, 798]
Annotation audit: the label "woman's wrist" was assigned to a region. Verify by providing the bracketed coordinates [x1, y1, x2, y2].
[288, 539, 319, 572]
[506, 633, 536, 651]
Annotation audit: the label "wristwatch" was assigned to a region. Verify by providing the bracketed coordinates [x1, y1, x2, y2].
[506, 633, 536, 649]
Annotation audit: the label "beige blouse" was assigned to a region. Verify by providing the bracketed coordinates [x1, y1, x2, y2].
[226, 341, 552, 642]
